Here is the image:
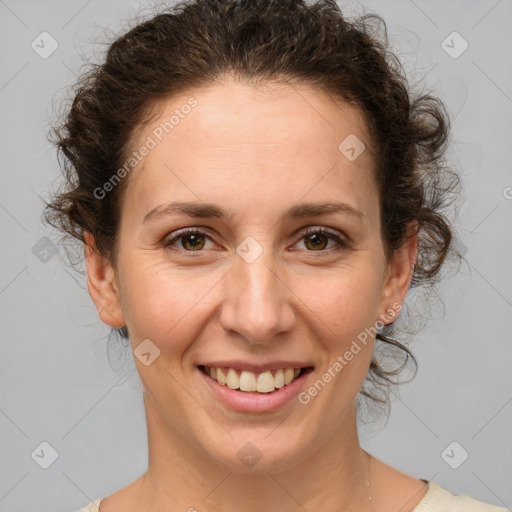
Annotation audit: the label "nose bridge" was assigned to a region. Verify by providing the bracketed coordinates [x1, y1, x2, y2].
[220, 240, 294, 343]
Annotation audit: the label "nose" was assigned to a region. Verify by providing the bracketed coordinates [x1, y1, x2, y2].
[218, 245, 296, 345]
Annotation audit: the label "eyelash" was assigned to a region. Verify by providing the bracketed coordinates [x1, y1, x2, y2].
[162, 226, 350, 256]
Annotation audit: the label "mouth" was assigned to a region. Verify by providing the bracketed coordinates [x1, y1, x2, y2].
[198, 365, 314, 394]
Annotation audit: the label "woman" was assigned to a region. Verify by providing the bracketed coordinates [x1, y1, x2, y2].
[44, 0, 508, 510]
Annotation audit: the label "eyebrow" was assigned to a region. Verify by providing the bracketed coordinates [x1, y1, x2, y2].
[143, 200, 365, 223]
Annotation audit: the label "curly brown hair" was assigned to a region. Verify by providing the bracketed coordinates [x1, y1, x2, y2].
[43, 0, 463, 419]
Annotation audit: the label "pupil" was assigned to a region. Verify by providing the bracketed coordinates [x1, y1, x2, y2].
[308, 233, 326, 249]
[185, 234, 204, 250]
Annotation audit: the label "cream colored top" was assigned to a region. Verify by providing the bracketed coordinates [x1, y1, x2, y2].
[75, 480, 510, 511]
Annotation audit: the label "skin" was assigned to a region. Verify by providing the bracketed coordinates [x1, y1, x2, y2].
[84, 76, 428, 511]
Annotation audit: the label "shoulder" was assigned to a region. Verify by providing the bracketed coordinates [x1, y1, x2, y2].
[74, 498, 103, 512]
[413, 481, 509, 512]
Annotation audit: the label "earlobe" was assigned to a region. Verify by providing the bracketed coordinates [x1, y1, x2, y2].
[84, 231, 126, 329]
[378, 221, 418, 324]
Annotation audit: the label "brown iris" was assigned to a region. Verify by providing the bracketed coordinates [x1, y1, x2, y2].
[303, 232, 329, 251]
[181, 233, 206, 251]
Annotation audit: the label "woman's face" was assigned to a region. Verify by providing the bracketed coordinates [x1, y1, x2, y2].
[86, 76, 415, 472]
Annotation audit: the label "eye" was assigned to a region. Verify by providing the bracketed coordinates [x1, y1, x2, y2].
[162, 226, 350, 255]
[293, 227, 349, 253]
[162, 228, 216, 252]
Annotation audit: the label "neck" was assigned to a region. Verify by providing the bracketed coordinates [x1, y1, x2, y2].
[136, 396, 373, 512]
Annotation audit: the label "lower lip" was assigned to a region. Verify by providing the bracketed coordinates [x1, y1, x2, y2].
[198, 367, 313, 413]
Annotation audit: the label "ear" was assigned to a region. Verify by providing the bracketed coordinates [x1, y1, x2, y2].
[84, 231, 126, 329]
[377, 221, 418, 325]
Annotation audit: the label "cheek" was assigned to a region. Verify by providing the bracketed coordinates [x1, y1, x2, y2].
[118, 263, 222, 351]
[295, 271, 381, 408]
[119, 249, 384, 356]
[293, 265, 383, 346]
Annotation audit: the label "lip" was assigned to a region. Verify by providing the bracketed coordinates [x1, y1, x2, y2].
[196, 360, 314, 373]
[197, 365, 314, 413]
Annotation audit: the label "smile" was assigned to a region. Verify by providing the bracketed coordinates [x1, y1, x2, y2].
[200, 365, 310, 393]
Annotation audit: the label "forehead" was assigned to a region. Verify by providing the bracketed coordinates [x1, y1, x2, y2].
[122, 77, 377, 222]
[135, 77, 372, 152]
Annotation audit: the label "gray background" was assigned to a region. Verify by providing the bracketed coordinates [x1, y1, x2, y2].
[0, 0, 511, 511]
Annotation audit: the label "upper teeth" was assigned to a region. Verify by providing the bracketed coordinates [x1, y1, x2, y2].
[203, 366, 302, 393]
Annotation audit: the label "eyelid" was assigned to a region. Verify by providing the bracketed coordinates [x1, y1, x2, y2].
[162, 225, 350, 254]
[294, 226, 350, 252]
[162, 226, 218, 252]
